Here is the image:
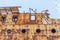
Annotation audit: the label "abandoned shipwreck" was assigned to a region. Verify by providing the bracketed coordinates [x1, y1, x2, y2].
[0, 6, 60, 40]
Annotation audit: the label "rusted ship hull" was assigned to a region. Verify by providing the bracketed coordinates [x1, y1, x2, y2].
[0, 6, 60, 40]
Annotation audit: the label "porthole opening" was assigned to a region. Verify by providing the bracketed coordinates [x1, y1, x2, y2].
[21, 29, 26, 33]
[51, 29, 56, 33]
[7, 29, 11, 33]
[1, 16, 6, 21]
[36, 29, 41, 33]
[12, 16, 18, 22]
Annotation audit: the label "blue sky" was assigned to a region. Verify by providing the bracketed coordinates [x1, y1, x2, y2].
[0, 0, 60, 18]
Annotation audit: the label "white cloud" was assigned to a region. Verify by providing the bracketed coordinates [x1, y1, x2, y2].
[51, 0, 60, 18]
[51, 0, 58, 5]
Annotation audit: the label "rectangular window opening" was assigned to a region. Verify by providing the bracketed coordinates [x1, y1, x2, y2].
[31, 15, 36, 20]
